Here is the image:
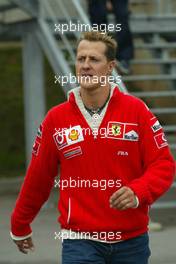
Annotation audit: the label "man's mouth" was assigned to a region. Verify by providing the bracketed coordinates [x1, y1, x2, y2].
[81, 74, 93, 77]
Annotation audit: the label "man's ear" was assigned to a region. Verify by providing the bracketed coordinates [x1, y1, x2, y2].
[108, 60, 116, 74]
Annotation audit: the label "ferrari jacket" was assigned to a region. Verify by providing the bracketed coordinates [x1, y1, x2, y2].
[11, 85, 175, 241]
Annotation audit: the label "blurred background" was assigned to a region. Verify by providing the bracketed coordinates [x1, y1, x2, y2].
[0, 1, 176, 263]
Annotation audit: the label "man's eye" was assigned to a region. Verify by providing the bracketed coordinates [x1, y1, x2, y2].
[77, 57, 84, 62]
[91, 58, 99, 62]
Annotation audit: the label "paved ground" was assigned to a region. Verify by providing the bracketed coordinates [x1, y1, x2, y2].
[1, 192, 176, 264]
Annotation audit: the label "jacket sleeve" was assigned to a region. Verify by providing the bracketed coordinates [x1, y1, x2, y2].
[11, 110, 59, 237]
[128, 102, 175, 206]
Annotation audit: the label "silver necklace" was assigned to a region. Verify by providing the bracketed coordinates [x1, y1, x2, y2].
[84, 92, 110, 116]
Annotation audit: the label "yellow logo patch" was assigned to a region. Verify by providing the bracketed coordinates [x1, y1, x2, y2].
[68, 129, 79, 141]
[112, 125, 122, 136]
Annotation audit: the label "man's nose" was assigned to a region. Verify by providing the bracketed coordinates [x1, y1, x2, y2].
[82, 58, 90, 69]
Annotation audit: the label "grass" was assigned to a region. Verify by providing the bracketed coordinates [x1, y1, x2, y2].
[0, 46, 65, 178]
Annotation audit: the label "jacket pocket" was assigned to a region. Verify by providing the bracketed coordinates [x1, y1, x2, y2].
[66, 197, 83, 226]
[67, 197, 71, 224]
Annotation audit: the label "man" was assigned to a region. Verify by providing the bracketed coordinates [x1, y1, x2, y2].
[88, 0, 134, 74]
[11, 31, 175, 264]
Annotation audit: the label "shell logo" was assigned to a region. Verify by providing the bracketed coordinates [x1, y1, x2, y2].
[68, 129, 79, 141]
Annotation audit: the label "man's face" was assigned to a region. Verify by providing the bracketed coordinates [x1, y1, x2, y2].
[76, 40, 115, 90]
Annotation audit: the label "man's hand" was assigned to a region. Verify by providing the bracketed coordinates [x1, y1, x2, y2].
[109, 186, 138, 210]
[13, 237, 35, 254]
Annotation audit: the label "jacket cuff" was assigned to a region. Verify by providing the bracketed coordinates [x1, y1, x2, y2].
[11, 218, 32, 237]
[133, 195, 139, 208]
[128, 182, 153, 206]
[10, 231, 32, 241]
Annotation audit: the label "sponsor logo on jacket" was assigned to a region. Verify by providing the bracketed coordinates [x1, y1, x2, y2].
[107, 122, 139, 141]
[32, 123, 43, 156]
[32, 140, 40, 156]
[154, 132, 168, 149]
[37, 124, 43, 138]
[111, 124, 123, 136]
[53, 125, 84, 150]
[63, 146, 82, 159]
[150, 117, 162, 133]
[124, 130, 138, 140]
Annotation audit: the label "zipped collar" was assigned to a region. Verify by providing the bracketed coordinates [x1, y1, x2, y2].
[68, 83, 122, 131]
[68, 83, 122, 106]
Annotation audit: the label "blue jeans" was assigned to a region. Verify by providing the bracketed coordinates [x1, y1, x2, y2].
[62, 232, 151, 264]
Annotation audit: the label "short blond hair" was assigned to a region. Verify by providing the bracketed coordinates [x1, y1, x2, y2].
[77, 31, 117, 61]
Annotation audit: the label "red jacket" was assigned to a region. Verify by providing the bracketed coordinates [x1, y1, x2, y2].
[11, 86, 175, 241]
